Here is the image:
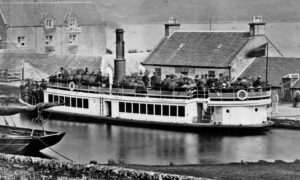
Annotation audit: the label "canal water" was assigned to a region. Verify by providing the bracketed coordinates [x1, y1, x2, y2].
[3, 111, 300, 165]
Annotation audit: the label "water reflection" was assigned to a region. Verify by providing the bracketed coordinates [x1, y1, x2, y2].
[2, 108, 300, 165]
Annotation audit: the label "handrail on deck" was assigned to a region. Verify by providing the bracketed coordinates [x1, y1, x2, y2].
[47, 81, 271, 100]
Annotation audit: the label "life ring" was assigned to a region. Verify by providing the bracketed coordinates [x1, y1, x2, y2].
[237, 90, 248, 100]
[69, 82, 75, 91]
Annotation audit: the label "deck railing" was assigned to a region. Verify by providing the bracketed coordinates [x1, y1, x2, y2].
[47, 81, 271, 101]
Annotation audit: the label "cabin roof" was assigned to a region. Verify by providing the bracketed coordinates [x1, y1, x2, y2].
[0, 2, 103, 27]
[142, 31, 250, 68]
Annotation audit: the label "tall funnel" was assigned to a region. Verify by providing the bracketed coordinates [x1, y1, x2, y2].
[114, 29, 126, 83]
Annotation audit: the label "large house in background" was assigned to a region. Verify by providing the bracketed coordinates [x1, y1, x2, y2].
[0, 1, 106, 55]
[142, 16, 283, 80]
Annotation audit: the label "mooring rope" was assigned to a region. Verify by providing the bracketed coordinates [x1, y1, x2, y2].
[37, 138, 74, 162]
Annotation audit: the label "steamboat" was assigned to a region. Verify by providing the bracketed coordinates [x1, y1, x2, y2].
[21, 29, 273, 134]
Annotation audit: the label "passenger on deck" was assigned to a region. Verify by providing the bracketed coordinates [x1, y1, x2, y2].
[83, 67, 90, 75]
[150, 72, 160, 87]
[206, 76, 214, 88]
[233, 78, 243, 89]
[57, 67, 68, 81]
[253, 76, 262, 88]
[96, 70, 103, 85]
[142, 72, 150, 88]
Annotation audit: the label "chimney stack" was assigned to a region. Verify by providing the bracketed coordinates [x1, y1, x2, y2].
[114, 29, 126, 83]
[249, 15, 266, 36]
[164, 17, 180, 37]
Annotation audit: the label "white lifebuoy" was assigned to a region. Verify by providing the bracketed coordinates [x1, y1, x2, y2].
[237, 90, 248, 100]
[69, 82, 75, 91]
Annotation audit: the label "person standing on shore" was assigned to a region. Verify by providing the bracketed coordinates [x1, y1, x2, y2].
[293, 90, 300, 108]
[271, 91, 279, 114]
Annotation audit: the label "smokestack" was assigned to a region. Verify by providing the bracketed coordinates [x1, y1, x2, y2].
[114, 29, 126, 83]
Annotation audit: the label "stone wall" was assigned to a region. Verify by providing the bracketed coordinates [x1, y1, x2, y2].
[0, 153, 211, 180]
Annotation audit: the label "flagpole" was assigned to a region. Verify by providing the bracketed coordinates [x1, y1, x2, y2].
[265, 43, 269, 83]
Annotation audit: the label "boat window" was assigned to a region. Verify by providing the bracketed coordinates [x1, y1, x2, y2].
[133, 103, 139, 113]
[59, 96, 64, 104]
[71, 97, 76, 107]
[119, 102, 125, 112]
[178, 106, 185, 117]
[163, 105, 169, 116]
[54, 95, 58, 102]
[140, 104, 146, 114]
[155, 104, 161, 115]
[147, 104, 154, 115]
[48, 94, 53, 102]
[126, 102, 132, 113]
[65, 97, 70, 106]
[83, 99, 89, 109]
[170, 106, 177, 116]
[77, 98, 83, 108]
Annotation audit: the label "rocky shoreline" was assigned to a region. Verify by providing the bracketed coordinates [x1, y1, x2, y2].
[0, 153, 207, 180]
[2, 153, 300, 179]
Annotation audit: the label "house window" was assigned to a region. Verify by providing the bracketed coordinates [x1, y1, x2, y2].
[45, 18, 54, 28]
[68, 34, 78, 45]
[155, 68, 161, 77]
[45, 35, 53, 46]
[69, 18, 77, 27]
[17, 36, 26, 47]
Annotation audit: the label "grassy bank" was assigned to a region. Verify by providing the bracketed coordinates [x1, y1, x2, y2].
[123, 160, 300, 180]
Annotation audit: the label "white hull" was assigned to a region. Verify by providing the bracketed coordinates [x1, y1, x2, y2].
[36, 85, 273, 132]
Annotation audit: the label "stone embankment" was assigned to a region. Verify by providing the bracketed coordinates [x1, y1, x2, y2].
[0, 153, 210, 180]
[271, 118, 300, 129]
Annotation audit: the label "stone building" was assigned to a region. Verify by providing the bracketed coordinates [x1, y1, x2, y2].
[0, 1, 106, 55]
[142, 16, 283, 80]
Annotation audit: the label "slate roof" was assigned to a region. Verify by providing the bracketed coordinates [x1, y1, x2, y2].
[142, 31, 250, 68]
[239, 57, 300, 86]
[0, 2, 103, 27]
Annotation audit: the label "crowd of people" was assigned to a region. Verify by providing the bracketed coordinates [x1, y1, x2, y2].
[139, 72, 268, 91]
[50, 67, 109, 86]
[49, 67, 270, 92]
[20, 79, 47, 105]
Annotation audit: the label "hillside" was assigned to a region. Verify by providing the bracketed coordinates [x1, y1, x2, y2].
[95, 0, 300, 24]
